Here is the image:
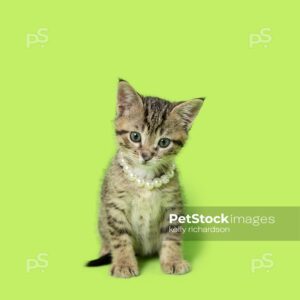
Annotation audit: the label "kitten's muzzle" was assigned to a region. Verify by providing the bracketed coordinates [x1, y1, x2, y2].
[141, 151, 153, 162]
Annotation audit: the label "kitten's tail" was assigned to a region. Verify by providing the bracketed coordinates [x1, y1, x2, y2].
[86, 253, 112, 267]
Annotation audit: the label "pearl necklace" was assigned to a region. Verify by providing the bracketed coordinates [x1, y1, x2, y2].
[118, 153, 176, 190]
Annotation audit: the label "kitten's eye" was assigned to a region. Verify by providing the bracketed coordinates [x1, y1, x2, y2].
[130, 131, 141, 143]
[158, 138, 171, 148]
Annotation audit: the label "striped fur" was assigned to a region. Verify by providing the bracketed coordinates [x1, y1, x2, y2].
[88, 80, 204, 278]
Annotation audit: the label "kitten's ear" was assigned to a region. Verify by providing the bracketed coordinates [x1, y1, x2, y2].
[171, 98, 205, 130]
[117, 79, 143, 117]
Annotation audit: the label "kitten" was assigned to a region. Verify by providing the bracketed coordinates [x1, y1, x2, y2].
[87, 79, 205, 278]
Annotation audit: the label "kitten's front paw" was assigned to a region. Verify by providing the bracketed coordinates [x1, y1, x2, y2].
[161, 260, 190, 275]
[110, 261, 139, 278]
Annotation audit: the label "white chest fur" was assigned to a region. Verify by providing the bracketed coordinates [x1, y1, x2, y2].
[129, 189, 165, 255]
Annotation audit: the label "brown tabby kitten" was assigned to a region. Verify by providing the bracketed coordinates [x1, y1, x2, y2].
[87, 80, 205, 278]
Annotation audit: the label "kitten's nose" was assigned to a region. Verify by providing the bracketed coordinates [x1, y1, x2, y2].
[141, 152, 152, 162]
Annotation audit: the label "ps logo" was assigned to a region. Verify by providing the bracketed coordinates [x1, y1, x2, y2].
[251, 253, 274, 272]
[26, 253, 48, 272]
[26, 28, 48, 48]
[249, 28, 272, 48]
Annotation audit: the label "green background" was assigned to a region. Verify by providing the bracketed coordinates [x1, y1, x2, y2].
[1, 0, 299, 299]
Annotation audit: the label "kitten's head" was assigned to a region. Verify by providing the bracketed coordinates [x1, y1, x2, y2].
[115, 80, 204, 169]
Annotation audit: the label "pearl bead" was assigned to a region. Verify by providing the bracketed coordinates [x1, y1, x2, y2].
[136, 178, 145, 187]
[128, 172, 135, 181]
[168, 170, 174, 178]
[145, 181, 154, 189]
[153, 179, 162, 188]
[161, 175, 169, 184]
